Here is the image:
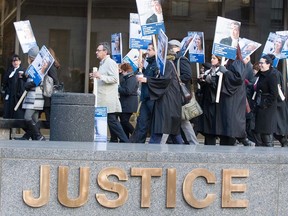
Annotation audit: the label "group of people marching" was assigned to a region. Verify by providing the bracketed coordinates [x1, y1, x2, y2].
[89, 38, 287, 146]
[3, 40, 287, 147]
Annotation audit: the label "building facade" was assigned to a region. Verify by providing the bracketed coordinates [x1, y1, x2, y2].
[0, 0, 287, 94]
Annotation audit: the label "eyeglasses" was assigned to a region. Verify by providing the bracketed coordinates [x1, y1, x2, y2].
[12, 59, 19, 62]
[96, 49, 105, 52]
[258, 62, 266, 65]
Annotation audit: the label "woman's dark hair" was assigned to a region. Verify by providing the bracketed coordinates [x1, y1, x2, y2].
[262, 54, 275, 65]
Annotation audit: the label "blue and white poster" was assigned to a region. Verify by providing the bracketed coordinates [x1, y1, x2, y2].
[94, 107, 108, 142]
[188, 31, 205, 63]
[262, 32, 287, 67]
[25, 45, 54, 86]
[212, 16, 241, 60]
[122, 49, 144, 72]
[239, 38, 261, 59]
[111, 33, 122, 64]
[129, 13, 152, 49]
[136, 0, 165, 36]
[276, 31, 288, 59]
[157, 29, 168, 76]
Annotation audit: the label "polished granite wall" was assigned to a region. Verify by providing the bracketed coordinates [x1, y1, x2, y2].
[0, 141, 287, 216]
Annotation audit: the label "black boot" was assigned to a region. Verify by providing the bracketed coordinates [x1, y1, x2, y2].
[280, 137, 288, 147]
[27, 120, 46, 141]
[262, 134, 273, 147]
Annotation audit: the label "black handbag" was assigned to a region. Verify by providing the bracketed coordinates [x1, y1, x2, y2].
[170, 60, 192, 105]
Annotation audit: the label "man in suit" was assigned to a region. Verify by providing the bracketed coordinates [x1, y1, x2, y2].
[146, 0, 163, 24]
[220, 21, 240, 48]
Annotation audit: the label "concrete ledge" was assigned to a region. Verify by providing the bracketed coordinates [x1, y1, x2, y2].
[0, 141, 287, 215]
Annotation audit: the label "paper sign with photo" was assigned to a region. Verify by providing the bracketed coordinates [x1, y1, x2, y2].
[212, 16, 241, 60]
[188, 31, 205, 63]
[262, 32, 286, 67]
[157, 29, 168, 76]
[25, 45, 55, 86]
[122, 49, 145, 72]
[14, 20, 37, 53]
[111, 33, 122, 64]
[129, 13, 152, 49]
[94, 107, 108, 142]
[276, 31, 288, 59]
[180, 35, 193, 56]
[136, 0, 165, 36]
[239, 38, 261, 59]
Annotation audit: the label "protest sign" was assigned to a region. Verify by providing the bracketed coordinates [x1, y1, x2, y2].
[111, 33, 122, 64]
[239, 38, 261, 59]
[122, 49, 145, 72]
[262, 32, 286, 67]
[14, 20, 37, 53]
[136, 0, 165, 36]
[157, 29, 168, 76]
[94, 107, 108, 142]
[276, 31, 288, 59]
[129, 13, 152, 49]
[188, 32, 205, 63]
[212, 16, 241, 60]
[25, 45, 55, 86]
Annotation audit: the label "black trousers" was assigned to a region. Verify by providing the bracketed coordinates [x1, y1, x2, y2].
[119, 112, 134, 138]
[108, 113, 129, 143]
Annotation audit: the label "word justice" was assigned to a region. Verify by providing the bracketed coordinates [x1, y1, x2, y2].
[23, 166, 249, 209]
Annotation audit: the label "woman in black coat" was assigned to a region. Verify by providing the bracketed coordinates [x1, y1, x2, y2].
[118, 63, 139, 138]
[2, 54, 26, 119]
[253, 54, 278, 147]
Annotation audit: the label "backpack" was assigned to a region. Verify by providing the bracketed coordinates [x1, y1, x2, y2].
[41, 74, 54, 97]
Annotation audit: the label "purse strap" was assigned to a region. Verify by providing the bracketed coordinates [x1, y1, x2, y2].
[169, 60, 182, 84]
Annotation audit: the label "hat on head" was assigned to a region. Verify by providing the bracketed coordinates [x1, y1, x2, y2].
[28, 45, 39, 59]
[168, 40, 181, 48]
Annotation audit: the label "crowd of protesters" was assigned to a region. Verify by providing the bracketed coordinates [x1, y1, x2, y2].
[2, 40, 287, 147]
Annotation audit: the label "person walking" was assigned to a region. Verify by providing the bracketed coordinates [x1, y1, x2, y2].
[168, 39, 198, 145]
[118, 63, 138, 139]
[22, 46, 46, 141]
[253, 54, 278, 147]
[90, 42, 129, 143]
[137, 44, 182, 144]
[129, 43, 158, 143]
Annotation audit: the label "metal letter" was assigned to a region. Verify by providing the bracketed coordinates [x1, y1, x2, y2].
[222, 169, 249, 208]
[183, 168, 216, 208]
[131, 168, 162, 208]
[58, 166, 90, 208]
[23, 165, 50, 207]
[166, 168, 176, 208]
[96, 167, 128, 208]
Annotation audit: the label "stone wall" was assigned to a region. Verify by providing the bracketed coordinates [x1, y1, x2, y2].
[0, 141, 287, 215]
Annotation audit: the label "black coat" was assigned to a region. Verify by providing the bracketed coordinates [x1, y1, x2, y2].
[198, 66, 220, 136]
[254, 68, 278, 134]
[173, 53, 192, 92]
[118, 72, 139, 113]
[274, 69, 288, 136]
[147, 60, 181, 135]
[217, 60, 246, 138]
[2, 66, 26, 119]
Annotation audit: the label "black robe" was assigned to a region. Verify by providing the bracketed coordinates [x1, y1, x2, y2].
[3, 66, 26, 119]
[274, 69, 287, 136]
[147, 61, 181, 135]
[217, 60, 246, 138]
